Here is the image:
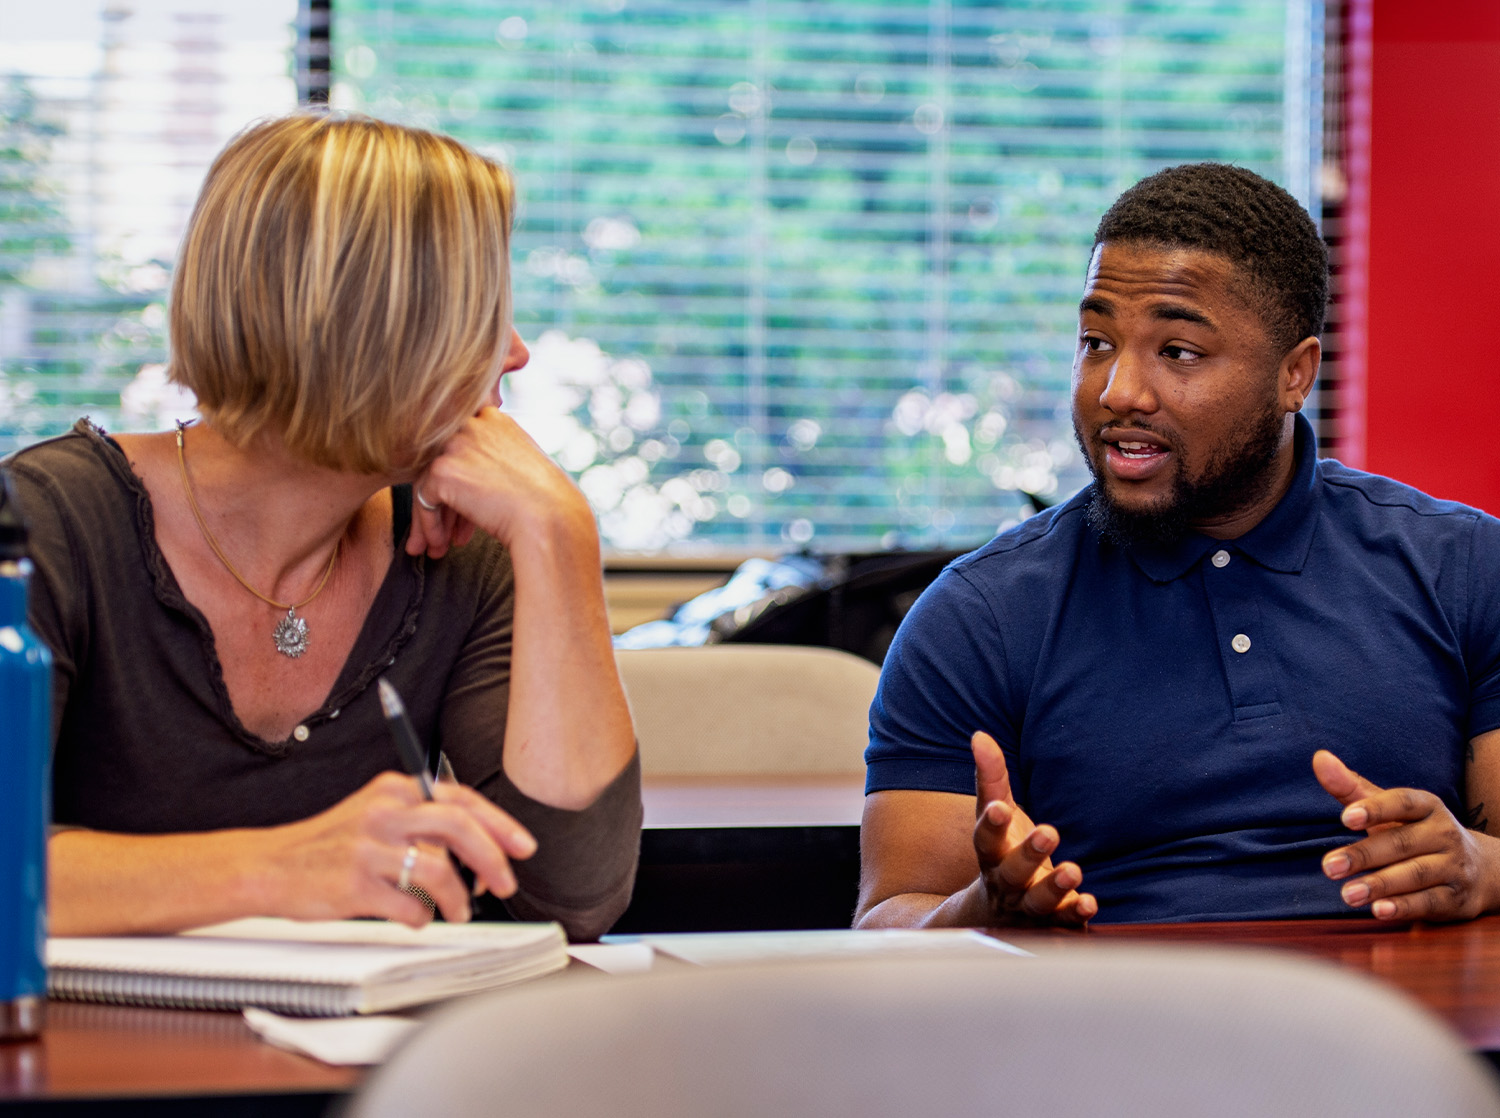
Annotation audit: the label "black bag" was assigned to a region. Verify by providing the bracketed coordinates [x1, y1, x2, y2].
[710, 548, 970, 666]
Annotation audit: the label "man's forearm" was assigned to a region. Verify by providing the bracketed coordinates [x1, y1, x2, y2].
[855, 880, 991, 929]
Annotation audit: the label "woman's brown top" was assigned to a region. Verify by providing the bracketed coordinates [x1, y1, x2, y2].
[7, 421, 641, 940]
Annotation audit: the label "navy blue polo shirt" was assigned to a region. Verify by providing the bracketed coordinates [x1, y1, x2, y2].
[866, 416, 1500, 922]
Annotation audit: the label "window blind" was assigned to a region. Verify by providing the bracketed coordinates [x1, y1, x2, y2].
[1, 2, 1322, 556]
[334, 0, 1321, 553]
[0, 1, 299, 451]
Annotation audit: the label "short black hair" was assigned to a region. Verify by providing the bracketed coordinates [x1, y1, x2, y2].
[1093, 163, 1328, 354]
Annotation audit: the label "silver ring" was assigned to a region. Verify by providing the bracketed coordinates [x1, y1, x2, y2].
[415, 487, 439, 512]
[397, 844, 419, 891]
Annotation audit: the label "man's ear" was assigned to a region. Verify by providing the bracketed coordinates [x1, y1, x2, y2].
[1279, 336, 1321, 413]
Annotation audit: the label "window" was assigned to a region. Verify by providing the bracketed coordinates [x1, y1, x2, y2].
[335, 0, 1322, 552]
[0, 1, 298, 445]
[2, 1, 1323, 554]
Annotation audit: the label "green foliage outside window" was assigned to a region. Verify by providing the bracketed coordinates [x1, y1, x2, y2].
[336, 1, 1316, 553]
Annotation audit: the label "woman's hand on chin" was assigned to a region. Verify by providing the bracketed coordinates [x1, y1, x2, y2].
[407, 407, 595, 559]
[253, 770, 537, 927]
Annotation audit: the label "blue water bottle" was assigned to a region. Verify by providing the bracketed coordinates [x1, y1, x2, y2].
[0, 469, 51, 1040]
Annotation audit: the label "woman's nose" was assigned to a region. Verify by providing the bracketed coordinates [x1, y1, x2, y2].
[502, 328, 530, 374]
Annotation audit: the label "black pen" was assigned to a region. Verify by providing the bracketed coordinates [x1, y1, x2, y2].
[377, 676, 477, 917]
[377, 676, 436, 798]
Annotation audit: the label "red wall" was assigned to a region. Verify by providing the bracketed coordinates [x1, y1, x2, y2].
[1361, 1, 1500, 511]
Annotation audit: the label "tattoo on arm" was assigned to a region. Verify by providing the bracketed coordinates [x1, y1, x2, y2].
[1466, 802, 1491, 834]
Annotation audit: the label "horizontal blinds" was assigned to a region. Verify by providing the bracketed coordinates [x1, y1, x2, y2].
[336, 0, 1320, 553]
[0, 2, 1319, 556]
[0, 2, 299, 451]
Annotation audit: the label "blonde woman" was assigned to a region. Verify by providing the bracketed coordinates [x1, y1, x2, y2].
[9, 114, 640, 940]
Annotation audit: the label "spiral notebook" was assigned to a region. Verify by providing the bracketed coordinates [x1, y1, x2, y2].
[46, 917, 569, 1017]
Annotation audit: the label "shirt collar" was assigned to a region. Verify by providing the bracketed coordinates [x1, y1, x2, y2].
[1124, 412, 1320, 583]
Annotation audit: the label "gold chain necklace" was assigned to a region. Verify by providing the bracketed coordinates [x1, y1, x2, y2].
[175, 424, 340, 659]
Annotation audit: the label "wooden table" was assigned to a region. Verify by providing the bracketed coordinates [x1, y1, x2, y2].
[0, 778, 865, 1115]
[0, 1001, 356, 1116]
[641, 773, 864, 828]
[7, 917, 1500, 1113]
[11, 776, 1500, 1113]
[1005, 915, 1500, 1057]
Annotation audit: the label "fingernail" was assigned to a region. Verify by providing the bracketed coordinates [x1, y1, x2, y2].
[1323, 852, 1350, 879]
[472, 877, 486, 897]
[1342, 882, 1370, 905]
[514, 831, 538, 858]
[1029, 832, 1051, 854]
[1372, 900, 1396, 919]
[984, 801, 1006, 824]
[1342, 806, 1368, 829]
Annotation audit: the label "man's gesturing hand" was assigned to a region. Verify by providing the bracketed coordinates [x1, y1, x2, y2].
[971, 731, 1096, 925]
[1314, 749, 1500, 922]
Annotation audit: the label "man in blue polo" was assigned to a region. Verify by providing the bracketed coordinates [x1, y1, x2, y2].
[857, 163, 1500, 927]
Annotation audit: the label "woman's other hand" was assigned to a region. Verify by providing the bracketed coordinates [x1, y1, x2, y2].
[407, 329, 593, 558]
[408, 407, 591, 559]
[403, 325, 633, 837]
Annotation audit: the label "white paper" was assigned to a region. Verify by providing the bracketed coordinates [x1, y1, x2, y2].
[49, 936, 455, 983]
[184, 917, 562, 950]
[243, 1007, 420, 1066]
[567, 942, 655, 974]
[640, 928, 1031, 967]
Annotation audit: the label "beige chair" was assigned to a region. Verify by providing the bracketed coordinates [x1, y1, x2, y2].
[615, 645, 880, 775]
[348, 945, 1500, 1118]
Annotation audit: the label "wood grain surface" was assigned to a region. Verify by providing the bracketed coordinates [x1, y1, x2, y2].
[1004, 915, 1500, 1052]
[7, 907, 1500, 1103]
[0, 1001, 358, 1102]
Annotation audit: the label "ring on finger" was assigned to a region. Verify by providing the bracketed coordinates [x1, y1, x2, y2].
[397, 843, 420, 891]
[415, 487, 440, 512]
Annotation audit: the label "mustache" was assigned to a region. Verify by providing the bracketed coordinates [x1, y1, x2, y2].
[1095, 422, 1175, 445]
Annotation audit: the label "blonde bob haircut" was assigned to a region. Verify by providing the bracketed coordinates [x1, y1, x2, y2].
[168, 112, 514, 474]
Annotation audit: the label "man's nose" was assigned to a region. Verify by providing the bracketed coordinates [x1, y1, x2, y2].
[1098, 350, 1157, 416]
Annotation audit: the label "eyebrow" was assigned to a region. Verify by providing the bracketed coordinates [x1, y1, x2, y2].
[1078, 295, 1218, 331]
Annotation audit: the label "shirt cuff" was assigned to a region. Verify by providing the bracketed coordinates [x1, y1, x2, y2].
[491, 750, 643, 941]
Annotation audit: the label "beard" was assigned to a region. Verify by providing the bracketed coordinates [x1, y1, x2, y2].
[1078, 399, 1287, 550]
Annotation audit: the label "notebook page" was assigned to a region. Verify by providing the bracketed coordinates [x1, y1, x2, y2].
[641, 928, 1031, 966]
[46, 936, 469, 984]
[181, 917, 563, 950]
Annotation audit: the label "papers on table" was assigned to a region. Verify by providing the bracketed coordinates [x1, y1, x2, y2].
[48, 917, 569, 1017]
[243, 1008, 420, 1066]
[566, 941, 656, 974]
[638, 928, 1031, 966]
[241, 928, 1028, 1066]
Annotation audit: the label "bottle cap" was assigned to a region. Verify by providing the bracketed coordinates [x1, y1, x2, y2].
[0, 469, 29, 561]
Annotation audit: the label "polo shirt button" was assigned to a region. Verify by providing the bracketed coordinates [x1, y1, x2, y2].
[1212, 550, 1231, 568]
[1231, 634, 1251, 654]
[293, 724, 310, 742]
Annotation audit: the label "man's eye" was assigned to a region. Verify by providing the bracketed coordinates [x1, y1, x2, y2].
[1162, 345, 1201, 362]
[1080, 335, 1112, 354]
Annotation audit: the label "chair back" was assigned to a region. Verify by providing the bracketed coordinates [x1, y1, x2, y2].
[349, 945, 1500, 1118]
[615, 645, 879, 775]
